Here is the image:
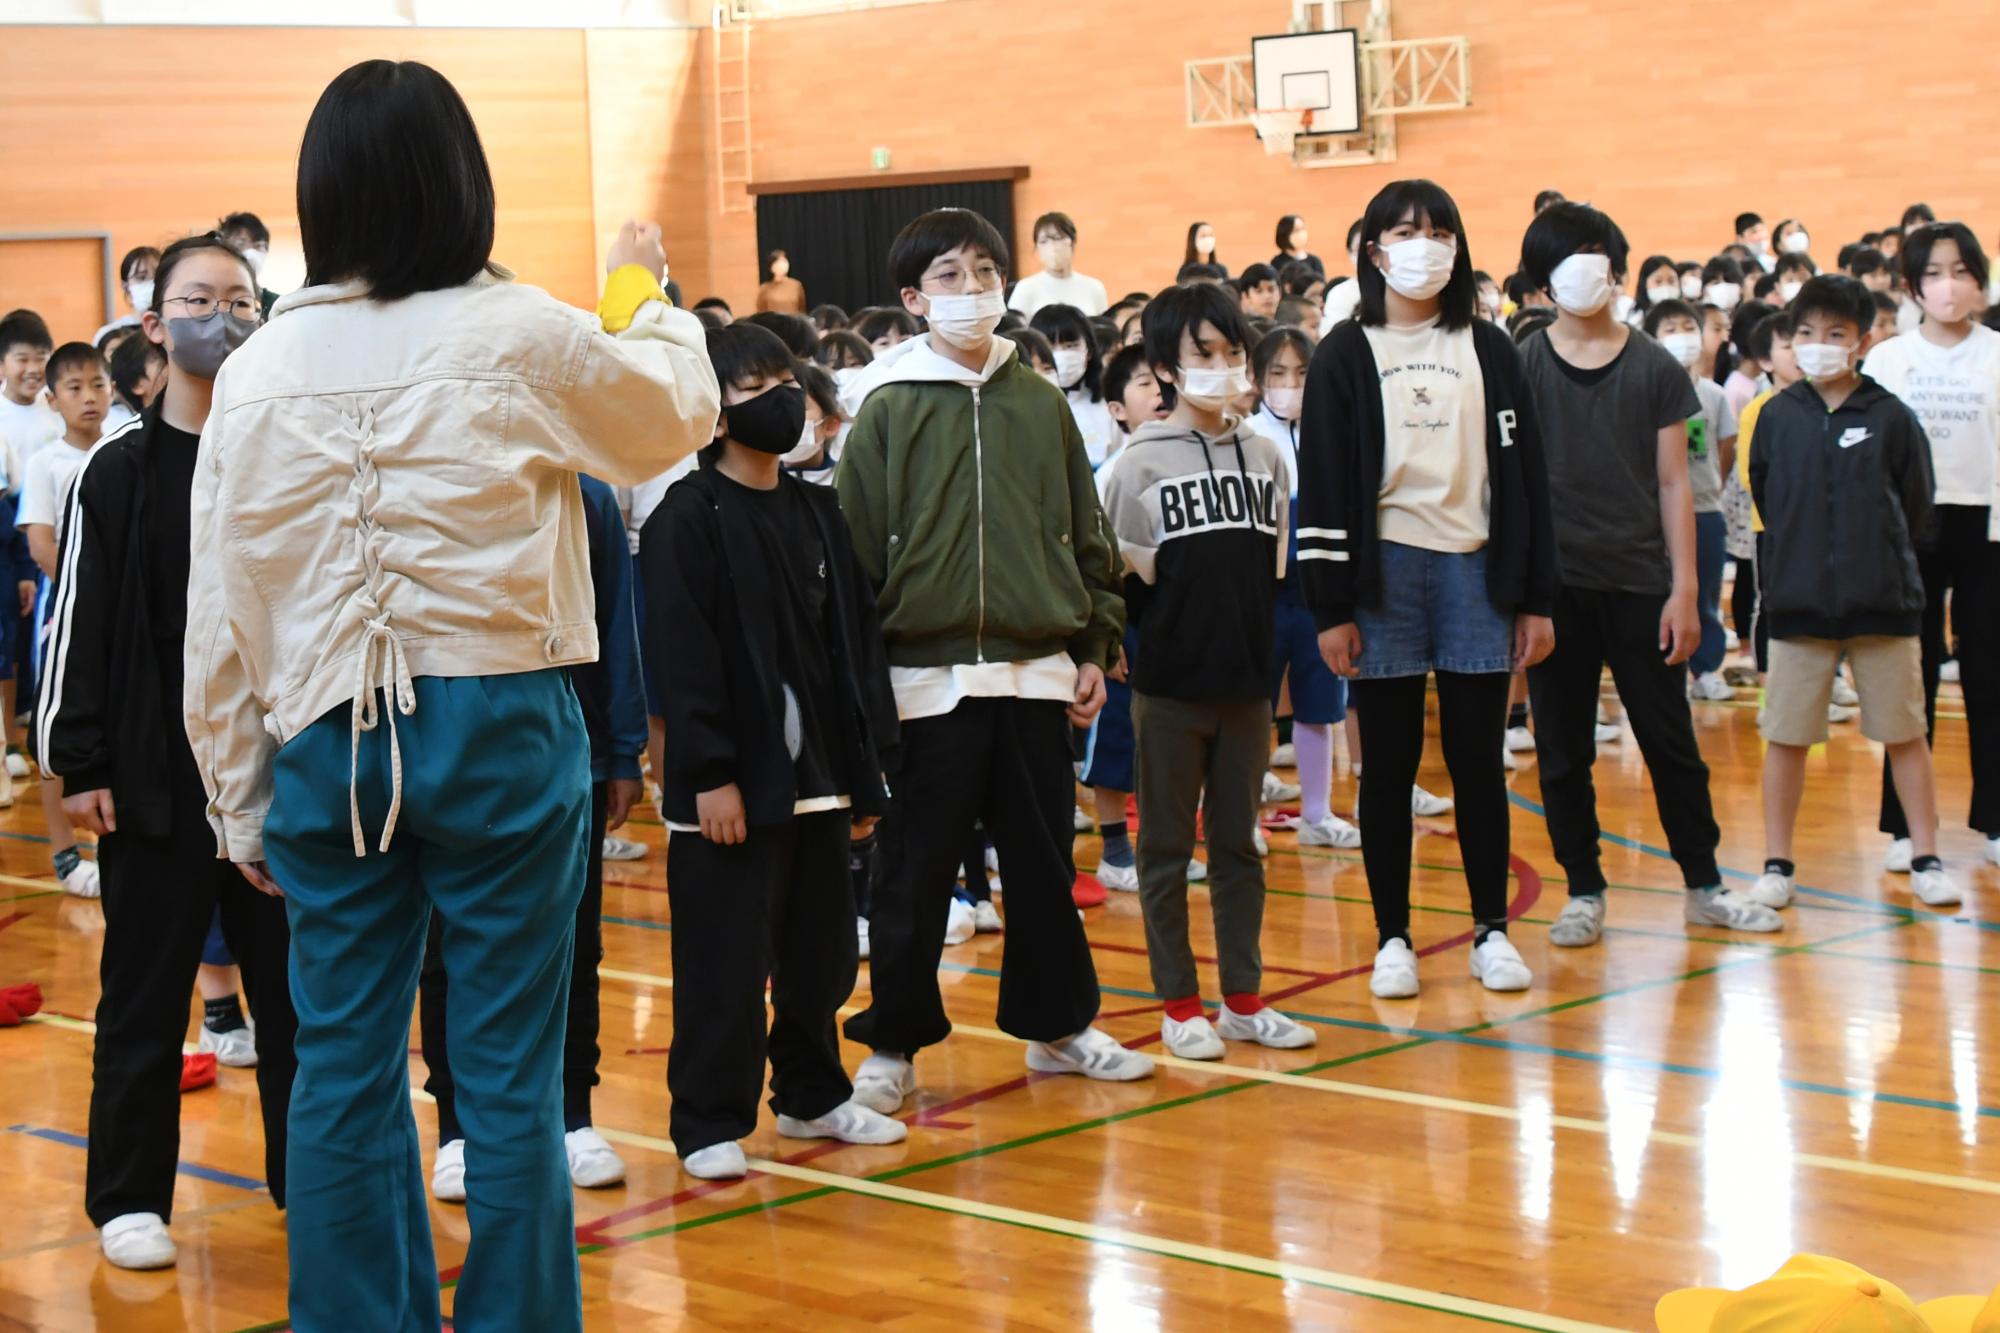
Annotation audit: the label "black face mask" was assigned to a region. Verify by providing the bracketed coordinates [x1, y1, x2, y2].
[724, 383, 807, 455]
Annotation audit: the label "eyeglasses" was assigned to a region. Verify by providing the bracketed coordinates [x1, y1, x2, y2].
[921, 262, 1004, 295]
[162, 295, 261, 320]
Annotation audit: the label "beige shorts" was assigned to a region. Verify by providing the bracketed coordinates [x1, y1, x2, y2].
[1761, 635, 1926, 746]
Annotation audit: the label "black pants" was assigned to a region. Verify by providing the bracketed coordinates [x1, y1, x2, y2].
[1882, 504, 2000, 837]
[1527, 586, 1721, 895]
[87, 770, 297, 1226]
[1752, 534, 1771, 673]
[844, 697, 1100, 1056]
[667, 808, 856, 1154]
[419, 781, 607, 1144]
[1730, 552, 1757, 651]
[1353, 673, 1511, 946]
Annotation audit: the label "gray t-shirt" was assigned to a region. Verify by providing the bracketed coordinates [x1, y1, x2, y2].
[1520, 328, 1703, 595]
[1687, 377, 1738, 514]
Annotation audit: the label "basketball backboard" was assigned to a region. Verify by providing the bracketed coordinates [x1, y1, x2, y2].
[1250, 29, 1361, 134]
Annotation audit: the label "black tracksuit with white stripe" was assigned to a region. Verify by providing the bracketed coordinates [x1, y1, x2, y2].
[1295, 318, 1560, 630]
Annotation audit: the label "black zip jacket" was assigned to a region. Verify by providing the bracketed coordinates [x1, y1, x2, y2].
[1296, 318, 1560, 630]
[640, 453, 899, 828]
[1748, 376, 1934, 640]
[35, 408, 182, 837]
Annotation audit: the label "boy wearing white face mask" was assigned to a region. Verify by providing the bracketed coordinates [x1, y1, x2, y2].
[216, 211, 279, 319]
[836, 208, 1144, 1109]
[1644, 300, 1739, 701]
[1517, 202, 1781, 945]
[1747, 274, 1957, 909]
[1856, 222, 2000, 872]
[1099, 282, 1312, 1057]
[1007, 211, 1108, 318]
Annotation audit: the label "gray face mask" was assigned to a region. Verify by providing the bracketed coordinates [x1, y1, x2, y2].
[166, 312, 258, 379]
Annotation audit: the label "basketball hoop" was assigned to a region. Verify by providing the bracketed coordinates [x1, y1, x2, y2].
[1252, 108, 1312, 157]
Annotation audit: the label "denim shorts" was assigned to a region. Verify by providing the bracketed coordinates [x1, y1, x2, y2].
[1351, 541, 1513, 678]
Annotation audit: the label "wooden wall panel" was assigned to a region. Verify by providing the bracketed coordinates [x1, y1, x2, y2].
[0, 238, 108, 348]
[584, 27, 712, 303]
[0, 26, 599, 315]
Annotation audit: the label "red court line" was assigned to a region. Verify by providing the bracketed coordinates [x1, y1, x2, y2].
[0, 911, 29, 935]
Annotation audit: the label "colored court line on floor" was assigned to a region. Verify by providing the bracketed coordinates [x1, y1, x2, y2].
[6, 1123, 267, 1193]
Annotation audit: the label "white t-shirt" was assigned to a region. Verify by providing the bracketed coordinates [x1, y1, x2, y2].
[1864, 324, 2000, 511]
[1319, 278, 1362, 336]
[1007, 270, 1109, 318]
[1065, 390, 1116, 467]
[1247, 404, 1300, 495]
[17, 439, 90, 540]
[1361, 316, 1490, 553]
[0, 396, 62, 484]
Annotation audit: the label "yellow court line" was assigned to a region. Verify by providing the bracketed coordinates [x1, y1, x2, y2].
[598, 966, 674, 989]
[0, 871, 66, 892]
[747, 1156, 1630, 1333]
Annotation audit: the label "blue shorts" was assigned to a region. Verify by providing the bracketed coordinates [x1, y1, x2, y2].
[1082, 628, 1138, 792]
[1351, 541, 1513, 679]
[1271, 591, 1346, 724]
[201, 907, 236, 967]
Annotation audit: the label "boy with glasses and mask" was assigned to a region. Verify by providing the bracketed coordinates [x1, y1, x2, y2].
[1008, 211, 1109, 318]
[836, 207, 1145, 1114]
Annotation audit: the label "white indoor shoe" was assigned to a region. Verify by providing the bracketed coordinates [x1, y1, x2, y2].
[944, 897, 976, 945]
[972, 900, 1003, 933]
[1297, 815, 1361, 848]
[857, 916, 870, 960]
[197, 1022, 257, 1069]
[566, 1127, 627, 1188]
[1213, 1004, 1317, 1049]
[1073, 805, 1095, 832]
[59, 858, 101, 899]
[1186, 857, 1209, 883]
[1912, 866, 1964, 908]
[1269, 743, 1297, 768]
[680, 1141, 748, 1180]
[1689, 672, 1735, 701]
[4, 752, 27, 779]
[1261, 771, 1301, 803]
[1746, 871, 1794, 910]
[1411, 785, 1454, 817]
[1831, 676, 1859, 708]
[1502, 745, 1519, 772]
[1369, 939, 1419, 999]
[431, 1139, 467, 1202]
[1096, 858, 1139, 892]
[1594, 723, 1622, 744]
[777, 1100, 908, 1145]
[1685, 888, 1782, 933]
[601, 834, 647, 862]
[1025, 1026, 1155, 1081]
[1504, 725, 1537, 753]
[1469, 933, 1532, 992]
[1827, 703, 1859, 724]
[1253, 828, 1270, 857]
[1884, 838, 1913, 874]
[100, 1212, 176, 1270]
[850, 1052, 915, 1114]
[1161, 1013, 1225, 1060]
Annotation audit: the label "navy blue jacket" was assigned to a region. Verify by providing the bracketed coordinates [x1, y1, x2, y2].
[575, 475, 648, 783]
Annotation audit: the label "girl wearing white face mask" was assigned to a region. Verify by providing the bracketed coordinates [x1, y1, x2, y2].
[1856, 221, 2000, 870]
[1773, 218, 1811, 256]
[1700, 255, 1747, 318]
[1031, 303, 1115, 466]
[93, 245, 163, 345]
[1516, 201, 1780, 944]
[1008, 212, 1108, 318]
[1633, 254, 1683, 326]
[1296, 179, 1559, 1000]
[1183, 220, 1227, 279]
[1644, 299, 1739, 702]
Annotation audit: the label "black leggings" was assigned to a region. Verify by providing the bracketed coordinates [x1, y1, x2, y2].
[1352, 672, 1512, 948]
[1729, 553, 1757, 650]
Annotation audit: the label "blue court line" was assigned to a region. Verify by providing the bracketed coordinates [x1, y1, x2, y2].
[1505, 791, 2000, 933]
[602, 913, 669, 933]
[7, 1123, 268, 1192]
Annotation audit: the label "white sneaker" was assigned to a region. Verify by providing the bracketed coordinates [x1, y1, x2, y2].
[1725, 628, 1741, 652]
[431, 1139, 467, 1202]
[1505, 725, 1537, 753]
[59, 858, 100, 899]
[565, 1126, 627, 1188]
[681, 1141, 748, 1180]
[1025, 1026, 1155, 1081]
[1828, 703, 1859, 724]
[1941, 658, 1961, 684]
[1261, 771, 1301, 803]
[1549, 895, 1606, 948]
[198, 1022, 257, 1068]
[1411, 785, 1454, 817]
[1596, 704, 1611, 724]
[1502, 746, 1519, 772]
[944, 897, 976, 945]
[1746, 871, 1794, 909]
[856, 916, 870, 960]
[1073, 805, 1095, 832]
[1269, 743, 1297, 768]
[850, 1052, 915, 1114]
[1690, 672, 1735, 701]
[776, 1099, 908, 1145]
[1213, 1004, 1317, 1049]
[1884, 838, 1913, 874]
[1594, 723, 1622, 744]
[1369, 939, 1419, 999]
[601, 834, 647, 862]
[1685, 888, 1782, 932]
[1912, 866, 1964, 908]
[1469, 933, 1532, 992]
[4, 752, 27, 779]
[1832, 676, 1859, 707]
[99, 1211, 176, 1270]
[1185, 857, 1209, 883]
[1297, 815, 1361, 848]
[972, 900, 1003, 933]
[1253, 828, 1269, 857]
[1096, 858, 1139, 892]
[1160, 1013, 1225, 1060]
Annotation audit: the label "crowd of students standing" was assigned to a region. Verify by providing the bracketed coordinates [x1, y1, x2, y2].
[3, 55, 1994, 1331]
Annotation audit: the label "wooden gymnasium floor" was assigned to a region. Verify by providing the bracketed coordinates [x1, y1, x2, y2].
[2, 665, 1996, 1331]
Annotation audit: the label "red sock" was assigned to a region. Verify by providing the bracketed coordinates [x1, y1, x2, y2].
[1, 983, 42, 1019]
[180, 1053, 217, 1093]
[1162, 995, 1206, 1023]
[1223, 992, 1264, 1016]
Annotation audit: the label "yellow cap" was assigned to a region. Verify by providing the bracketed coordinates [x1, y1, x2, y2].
[1657, 1255, 1928, 1333]
[1920, 1286, 2000, 1333]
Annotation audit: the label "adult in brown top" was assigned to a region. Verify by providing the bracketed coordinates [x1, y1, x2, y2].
[756, 249, 807, 313]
